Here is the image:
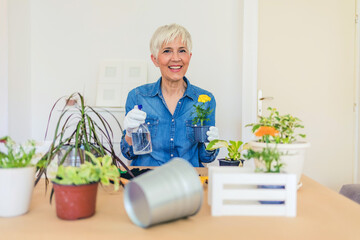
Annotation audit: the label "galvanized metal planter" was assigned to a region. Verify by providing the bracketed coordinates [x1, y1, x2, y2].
[124, 158, 203, 228]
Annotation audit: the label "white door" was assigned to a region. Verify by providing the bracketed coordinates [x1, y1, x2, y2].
[256, 0, 356, 191]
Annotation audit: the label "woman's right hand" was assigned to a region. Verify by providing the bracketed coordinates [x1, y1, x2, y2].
[124, 106, 147, 137]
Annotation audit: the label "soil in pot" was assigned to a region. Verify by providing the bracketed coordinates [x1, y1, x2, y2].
[53, 182, 99, 220]
[257, 185, 285, 204]
[120, 168, 152, 179]
[218, 158, 244, 167]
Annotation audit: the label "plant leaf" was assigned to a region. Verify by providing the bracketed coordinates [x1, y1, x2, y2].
[206, 140, 228, 151]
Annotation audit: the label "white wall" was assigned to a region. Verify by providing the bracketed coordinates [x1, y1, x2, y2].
[8, 0, 31, 142]
[0, 0, 8, 136]
[258, 0, 356, 191]
[12, 0, 243, 149]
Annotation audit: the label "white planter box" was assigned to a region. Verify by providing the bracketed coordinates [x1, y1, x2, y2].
[0, 167, 36, 217]
[208, 166, 297, 217]
[248, 141, 310, 184]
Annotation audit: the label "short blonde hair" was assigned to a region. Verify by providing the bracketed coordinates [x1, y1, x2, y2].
[150, 23, 192, 59]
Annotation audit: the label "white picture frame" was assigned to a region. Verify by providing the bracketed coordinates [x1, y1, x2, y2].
[96, 60, 147, 107]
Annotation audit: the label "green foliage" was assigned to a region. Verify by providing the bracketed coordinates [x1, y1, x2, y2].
[191, 102, 213, 126]
[36, 92, 132, 184]
[206, 140, 247, 162]
[244, 147, 283, 173]
[246, 107, 306, 144]
[52, 153, 120, 191]
[0, 136, 36, 168]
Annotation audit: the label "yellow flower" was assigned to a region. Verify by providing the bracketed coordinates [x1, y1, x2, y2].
[198, 94, 211, 103]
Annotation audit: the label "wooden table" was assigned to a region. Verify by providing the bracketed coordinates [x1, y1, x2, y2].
[1, 174, 360, 240]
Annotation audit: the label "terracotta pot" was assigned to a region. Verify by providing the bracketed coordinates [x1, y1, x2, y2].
[52, 182, 99, 220]
[192, 126, 210, 143]
[218, 158, 244, 166]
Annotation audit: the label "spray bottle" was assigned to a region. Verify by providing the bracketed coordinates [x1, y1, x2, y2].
[131, 105, 152, 155]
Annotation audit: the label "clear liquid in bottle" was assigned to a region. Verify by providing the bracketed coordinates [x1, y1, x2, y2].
[132, 105, 152, 155]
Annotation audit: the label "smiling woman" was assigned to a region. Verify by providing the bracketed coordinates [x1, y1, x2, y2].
[5, 0, 257, 176]
[151, 37, 192, 86]
[120, 23, 220, 167]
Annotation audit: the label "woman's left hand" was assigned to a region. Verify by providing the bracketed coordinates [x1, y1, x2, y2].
[207, 126, 219, 142]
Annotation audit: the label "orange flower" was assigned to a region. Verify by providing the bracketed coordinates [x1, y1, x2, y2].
[255, 126, 279, 137]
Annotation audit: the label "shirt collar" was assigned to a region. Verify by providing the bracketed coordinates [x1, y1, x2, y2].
[182, 77, 196, 100]
[149, 77, 162, 97]
[150, 76, 196, 101]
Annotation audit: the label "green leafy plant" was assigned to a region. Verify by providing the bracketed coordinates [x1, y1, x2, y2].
[246, 107, 306, 144]
[36, 92, 133, 185]
[52, 153, 120, 191]
[206, 140, 247, 164]
[244, 146, 283, 173]
[0, 136, 36, 168]
[191, 94, 213, 126]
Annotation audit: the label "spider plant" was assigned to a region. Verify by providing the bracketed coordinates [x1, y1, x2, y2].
[36, 92, 133, 186]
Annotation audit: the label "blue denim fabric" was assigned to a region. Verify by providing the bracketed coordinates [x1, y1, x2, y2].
[120, 77, 219, 167]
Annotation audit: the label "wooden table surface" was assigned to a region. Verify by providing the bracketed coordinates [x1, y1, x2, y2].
[1, 172, 360, 240]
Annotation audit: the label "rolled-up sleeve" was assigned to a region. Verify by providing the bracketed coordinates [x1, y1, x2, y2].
[120, 132, 136, 160]
[198, 143, 219, 163]
[120, 90, 137, 160]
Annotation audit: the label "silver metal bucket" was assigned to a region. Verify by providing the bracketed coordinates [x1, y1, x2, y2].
[124, 158, 203, 228]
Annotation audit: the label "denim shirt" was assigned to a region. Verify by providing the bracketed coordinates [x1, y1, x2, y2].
[120, 77, 219, 167]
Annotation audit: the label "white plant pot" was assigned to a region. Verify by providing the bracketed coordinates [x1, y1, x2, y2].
[0, 166, 36, 217]
[248, 141, 310, 185]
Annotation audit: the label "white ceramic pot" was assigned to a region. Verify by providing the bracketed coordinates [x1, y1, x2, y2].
[248, 141, 310, 184]
[0, 166, 36, 217]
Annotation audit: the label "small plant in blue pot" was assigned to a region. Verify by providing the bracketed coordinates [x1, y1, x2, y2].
[191, 94, 213, 142]
[206, 140, 247, 166]
[244, 146, 285, 204]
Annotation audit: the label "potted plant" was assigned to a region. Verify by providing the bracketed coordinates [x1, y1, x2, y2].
[191, 94, 213, 142]
[52, 152, 120, 220]
[206, 140, 247, 166]
[36, 92, 133, 185]
[244, 146, 285, 204]
[246, 107, 310, 185]
[0, 136, 37, 217]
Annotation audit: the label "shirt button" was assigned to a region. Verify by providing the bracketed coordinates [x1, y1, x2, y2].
[172, 119, 174, 122]
[171, 154, 174, 157]
[170, 138, 173, 141]
[178, 102, 181, 104]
